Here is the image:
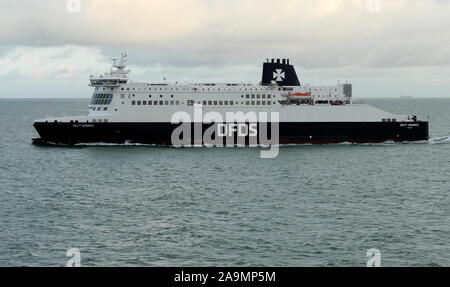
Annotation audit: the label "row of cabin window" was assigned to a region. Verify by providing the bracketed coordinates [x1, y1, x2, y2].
[194, 100, 273, 106]
[130, 100, 275, 106]
[123, 94, 274, 99]
[121, 87, 272, 92]
[100, 86, 340, 93]
[89, 106, 108, 111]
[131, 100, 182, 106]
[243, 94, 272, 99]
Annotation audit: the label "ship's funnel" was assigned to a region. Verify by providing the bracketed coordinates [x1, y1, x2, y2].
[261, 58, 300, 86]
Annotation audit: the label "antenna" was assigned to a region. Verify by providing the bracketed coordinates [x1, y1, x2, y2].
[110, 53, 128, 69]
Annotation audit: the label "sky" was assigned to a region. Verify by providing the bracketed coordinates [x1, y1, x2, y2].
[0, 0, 449, 98]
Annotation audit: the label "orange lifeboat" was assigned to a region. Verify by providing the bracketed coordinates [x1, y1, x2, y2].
[330, 100, 344, 105]
[290, 92, 311, 97]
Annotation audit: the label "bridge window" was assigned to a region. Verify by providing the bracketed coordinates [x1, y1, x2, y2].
[90, 93, 113, 105]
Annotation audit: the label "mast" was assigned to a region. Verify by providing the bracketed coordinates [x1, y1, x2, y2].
[89, 52, 130, 87]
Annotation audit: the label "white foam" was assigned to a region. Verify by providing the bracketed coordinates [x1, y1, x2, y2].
[428, 136, 450, 144]
[65, 136, 450, 147]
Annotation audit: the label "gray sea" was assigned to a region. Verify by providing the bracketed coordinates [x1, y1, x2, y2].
[0, 98, 449, 267]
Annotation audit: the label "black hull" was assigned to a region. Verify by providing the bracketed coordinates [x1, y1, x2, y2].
[33, 121, 429, 146]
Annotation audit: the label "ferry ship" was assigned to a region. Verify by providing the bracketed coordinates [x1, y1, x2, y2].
[33, 54, 429, 145]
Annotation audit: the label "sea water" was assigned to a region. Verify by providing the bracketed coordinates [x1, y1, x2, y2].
[0, 98, 449, 266]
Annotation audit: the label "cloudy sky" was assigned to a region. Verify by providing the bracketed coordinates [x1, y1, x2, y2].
[0, 0, 449, 98]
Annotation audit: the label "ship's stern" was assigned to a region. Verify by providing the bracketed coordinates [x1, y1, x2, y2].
[397, 120, 429, 142]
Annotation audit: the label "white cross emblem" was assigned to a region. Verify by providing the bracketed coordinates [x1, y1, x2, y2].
[273, 69, 285, 82]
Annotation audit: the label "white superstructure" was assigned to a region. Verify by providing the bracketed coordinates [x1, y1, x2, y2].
[44, 54, 410, 124]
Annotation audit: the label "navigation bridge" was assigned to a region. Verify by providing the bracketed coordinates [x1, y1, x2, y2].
[89, 53, 130, 87]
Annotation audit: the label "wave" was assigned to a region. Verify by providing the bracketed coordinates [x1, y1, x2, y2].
[74, 142, 158, 147]
[361, 136, 450, 146]
[331, 136, 450, 146]
[428, 136, 450, 144]
[42, 136, 450, 147]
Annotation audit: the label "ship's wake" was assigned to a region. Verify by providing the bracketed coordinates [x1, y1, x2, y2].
[333, 136, 450, 146]
[35, 136, 450, 147]
[427, 136, 450, 144]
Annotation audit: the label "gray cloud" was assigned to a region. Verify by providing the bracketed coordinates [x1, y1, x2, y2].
[0, 0, 450, 98]
[1, 0, 450, 69]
